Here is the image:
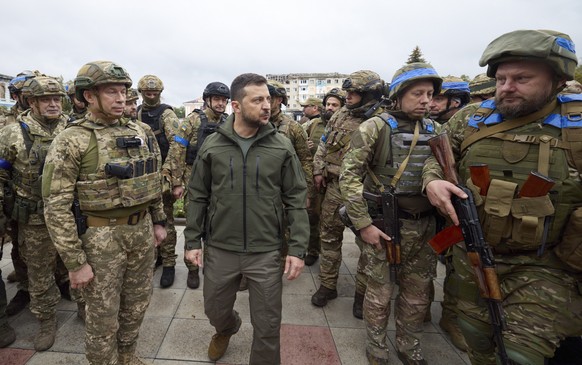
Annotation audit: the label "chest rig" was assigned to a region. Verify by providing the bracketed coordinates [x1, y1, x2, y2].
[75, 120, 161, 212]
[459, 95, 582, 251]
[186, 109, 226, 165]
[138, 104, 172, 162]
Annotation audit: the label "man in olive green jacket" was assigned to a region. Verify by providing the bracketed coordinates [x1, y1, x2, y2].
[184, 73, 309, 365]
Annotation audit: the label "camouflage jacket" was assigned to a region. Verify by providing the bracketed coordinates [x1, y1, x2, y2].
[270, 111, 314, 196]
[0, 104, 24, 129]
[0, 110, 67, 204]
[340, 111, 438, 230]
[42, 112, 166, 271]
[313, 101, 381, 178]
[162, 108, 227, 187]
[303, 114, 327, 157]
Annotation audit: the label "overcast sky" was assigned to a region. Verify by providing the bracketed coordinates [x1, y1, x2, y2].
[3, 0, 581, 106]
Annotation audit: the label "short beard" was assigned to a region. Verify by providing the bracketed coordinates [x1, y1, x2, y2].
[496, 88, 553, 118]
[323, 109, 335, 120]
[241, 109, 268, 128]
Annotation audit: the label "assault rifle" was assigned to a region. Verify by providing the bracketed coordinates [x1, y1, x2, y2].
[428, 133, 509, 365]
[363, 190, 401, 283]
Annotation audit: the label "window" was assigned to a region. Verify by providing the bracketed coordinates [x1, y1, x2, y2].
[327, 79, 331, 84]
[309, 79, 314, 84]
[300, 79, 307, 84]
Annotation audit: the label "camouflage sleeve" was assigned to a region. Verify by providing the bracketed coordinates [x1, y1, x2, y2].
[422, 105, 478, 190]
[312, 134, 327, 176]
[290, 123, 314, 196]
[0, 125, 18, 202]
[161, 112, 192, 187]
[339, 118, 383, 230]
[42, 128, 90, 271]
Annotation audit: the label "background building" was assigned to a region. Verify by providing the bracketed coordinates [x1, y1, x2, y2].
[0, 73, 15, 109]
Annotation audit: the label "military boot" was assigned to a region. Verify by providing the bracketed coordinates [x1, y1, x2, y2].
[311, 285, 338, 307]
[187, 268, 200, 289]
[160, 266, 175, 288]
[439, 312, 468, 351]
[353, 291, 365, 319]
[34, 316, 57, 351]
[304, 254, 319, 266]
[0, 322, 16, 348]
[208, 315, 242, 361]
[397, 351, 427, 365]
[6, 289, 30, 316]
[366, 349, 390, 365]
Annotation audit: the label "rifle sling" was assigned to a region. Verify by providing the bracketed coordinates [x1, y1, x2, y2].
[460, 100, 558, 153]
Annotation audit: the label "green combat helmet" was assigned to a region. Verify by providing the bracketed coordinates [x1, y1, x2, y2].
[126, 88, 139, 102]
[299, 96, 323, 108]
[22, 76, 66, 99]
[267, 80, 288, 105]
[561, 80, 582, 95]
[439, 76, 471, 105]
[341, 70, 384, 94]
[480, 29, 578, 80]
[469, 73, 496, 97]
[389, 62, 442, 100]
[323, 88, 346, 107]
[137, 75, 164, 92]
[74, 61, 132, 103]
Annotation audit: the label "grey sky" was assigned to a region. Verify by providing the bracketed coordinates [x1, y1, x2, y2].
[3, 0, 581, 106]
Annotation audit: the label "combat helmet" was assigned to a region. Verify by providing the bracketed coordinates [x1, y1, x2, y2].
[138, 75, 164, 92]
[74, 61, 132, 103]
[126, 88, 139, 102]
[22, 76, 66, 99]
[8, 70, 43, 96]
[479, 29, 578, 80]
[323, 88, 346, 107]
[268, 80, 288, 105]
[469, 73, 496, 97]
[438, 76, 471, 106]
[389, 63, 442, 100]
[65, 81, 76, 98]
[342, 70, 384, 94]
[561, 80, 582, 95]
[203, 82, 230, 100]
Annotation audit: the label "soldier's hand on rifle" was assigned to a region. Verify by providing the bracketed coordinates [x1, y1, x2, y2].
[314, 175, 326, 191]
[426, 180, 467, 226]
[360, 224, 390, 250]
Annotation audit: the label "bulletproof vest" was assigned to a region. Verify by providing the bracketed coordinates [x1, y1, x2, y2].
[74, 119, 161, 212]
[368, 113, 436, 195]
[271, 112, 293, 137]
[322, 106, 372, 177]
[185, 109, 226, 165]
[459, 95, 582, 251]
[138, 103, 172, 162]
[11, 115, 66, 203]
[306, 117, 326, 156]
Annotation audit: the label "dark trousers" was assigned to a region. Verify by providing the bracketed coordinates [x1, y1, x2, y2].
[204, 246, 282, 365]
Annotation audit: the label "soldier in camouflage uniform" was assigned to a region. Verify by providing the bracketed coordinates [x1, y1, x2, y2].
[43, 61, 167, 365]
[311, 70, 385, 319]
[469, 73, 496, 104]
[161, 81, 230, 289]
[0, 76, 71, 351]
[340, 63, 442, 365]
[137, 75, 183, 288]
[0, 71, 38, 128]
[422, 29, 582, 365]
[429, 76, 471, 124]
[66, 82, 88, 122]
[124, 88, 139, 121]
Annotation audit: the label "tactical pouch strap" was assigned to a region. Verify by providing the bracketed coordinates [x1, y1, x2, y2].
[537, 135, 552, 176]
[482, 179, 517, 245]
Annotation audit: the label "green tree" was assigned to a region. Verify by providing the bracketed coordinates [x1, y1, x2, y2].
[460, 74, 471, 82]
[174, 106, 185, 118]
[406, 46, 427, 64]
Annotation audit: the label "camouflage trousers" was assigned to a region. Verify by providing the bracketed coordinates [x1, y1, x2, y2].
[306, 190, 324, 257]
[319, 178, 367, 294]
[82, 212, 154, 365]
[452, 244, 582, 365]
[363, 216, 436, 361]
[8, 221, 28, 292]
[158, 192, 196, 271]
[19, 219, 62, 321]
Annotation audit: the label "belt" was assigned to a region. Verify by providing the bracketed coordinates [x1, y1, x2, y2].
[86, 210, 147, 227]
[398, 208, 435, 220]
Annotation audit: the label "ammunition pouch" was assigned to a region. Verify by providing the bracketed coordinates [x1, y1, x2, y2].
[555, 207, 582, 271]
[12, 196, 43, 225]
[105, 163, 134, 179]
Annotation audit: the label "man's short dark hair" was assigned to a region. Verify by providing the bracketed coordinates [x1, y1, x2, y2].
[231, 73, 267, 102]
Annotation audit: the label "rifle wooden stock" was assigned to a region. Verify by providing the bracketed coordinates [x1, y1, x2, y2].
[518, 171, 555, 198]
[470, 164, 491, 196]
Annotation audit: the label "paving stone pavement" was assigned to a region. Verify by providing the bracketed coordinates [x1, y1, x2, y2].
[0, 226, 470, 365]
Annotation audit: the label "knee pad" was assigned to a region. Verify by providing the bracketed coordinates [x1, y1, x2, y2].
[457, 313, 495, 353]
[505, 341, 546, 365]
